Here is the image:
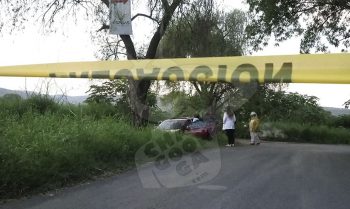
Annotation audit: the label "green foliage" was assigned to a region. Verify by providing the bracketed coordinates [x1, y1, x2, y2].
[332, 115, 350, 129]
[86, 79, 129, 105]
[25, 94, 59, 114]
[0, 94, 211, 199]
[246, 0, 350, 52]
[0, 94, 27, 117]
[0, 94, 59, 116]
[238, 85, 332, 125]
[160, 6, 247, 58]
[79, 103, 121, 120]
[0, 113, 146, 198]
[86, 79, 159, 122]
[159, 6, 253, 119]
[2, 93, 21, 101]
[149, 107, 168, 124]
[261, 122, 350, 144]
[160, 91, 204, 118]
[345, 99, 350, 109]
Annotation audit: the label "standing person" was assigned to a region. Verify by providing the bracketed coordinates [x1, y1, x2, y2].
[249, 112, 260, 145]
[223, 106, 236, 147]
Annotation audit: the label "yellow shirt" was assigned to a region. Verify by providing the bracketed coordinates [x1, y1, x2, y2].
[249, 118, 259, 132]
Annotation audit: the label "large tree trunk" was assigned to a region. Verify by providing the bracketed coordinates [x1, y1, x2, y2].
[119, 35, 152, 126]
[128, 80, 151, 126]
[110, 0, 183, 127]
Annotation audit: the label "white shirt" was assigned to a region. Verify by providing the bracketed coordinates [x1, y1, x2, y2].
[222, 112, 236, 130]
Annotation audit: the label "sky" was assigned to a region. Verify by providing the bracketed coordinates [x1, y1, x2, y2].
[0, 0, 349, 108]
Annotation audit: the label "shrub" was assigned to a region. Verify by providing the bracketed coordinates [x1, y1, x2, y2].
[25, 94, 59, 114]
[261, 122, 350, 144]
[0, 94, 28, 117]
[333, 115, 350, 129]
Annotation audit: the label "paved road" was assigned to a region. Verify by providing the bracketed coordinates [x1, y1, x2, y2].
[2, 142, 350, 209]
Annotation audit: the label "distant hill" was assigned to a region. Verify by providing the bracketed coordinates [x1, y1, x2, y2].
[0, 87, 29, 98]
[323, 107, 350, 116]
[0, 87, 87, 104]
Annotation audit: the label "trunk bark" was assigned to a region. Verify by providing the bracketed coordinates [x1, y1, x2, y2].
[103, 0, 183, 127]
[128, 79, 151, 126]
[119, 35, 152, 127]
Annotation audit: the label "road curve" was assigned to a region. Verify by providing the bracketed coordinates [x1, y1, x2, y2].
[1, 142, 350, 209]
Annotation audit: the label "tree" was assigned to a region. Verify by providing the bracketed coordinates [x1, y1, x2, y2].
[238, 85, 331, 125]
[85, 79, 158, 119]
[85, 79, 129, 105]
[246, 0, 350, 53]
[159, 4, 247, 57]
[345, 99, 350, 109]
[159, 4, 255, 117]
[1, 0, 188, 126]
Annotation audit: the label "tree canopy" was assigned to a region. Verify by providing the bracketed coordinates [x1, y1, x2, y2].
[158, 4, 256, 117]
[1, 0, 190, 126]
[246, 0, 350, 53]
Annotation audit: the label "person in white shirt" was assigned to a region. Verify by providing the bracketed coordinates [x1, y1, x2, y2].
[223, 106, 236, 147]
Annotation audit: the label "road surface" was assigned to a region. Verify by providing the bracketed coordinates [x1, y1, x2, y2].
[1, 142, 350, 209]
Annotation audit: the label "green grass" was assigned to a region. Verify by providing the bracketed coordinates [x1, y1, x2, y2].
[261, 122, 350, 144]
[0, 97, 212, 199]
[0, 114, 133, 197]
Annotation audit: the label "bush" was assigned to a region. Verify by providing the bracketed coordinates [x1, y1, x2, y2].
[0, 94, 28, 117]
[25, 94, 59, 114]
[261, 122, 350, 144]
[79, 102, 119, 119]
[332, 115, 350, 129]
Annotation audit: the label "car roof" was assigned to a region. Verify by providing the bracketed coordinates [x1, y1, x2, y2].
[165, 118, 190, 121]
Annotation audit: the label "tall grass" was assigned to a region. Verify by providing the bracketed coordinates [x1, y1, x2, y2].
[0, 96, 204, 199]
[0, 114, 137, 197]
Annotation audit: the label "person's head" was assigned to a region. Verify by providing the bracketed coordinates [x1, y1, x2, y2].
[226, 106, 234, 118]
[250, 112, 257, 118]
[194, 114, 200, 119]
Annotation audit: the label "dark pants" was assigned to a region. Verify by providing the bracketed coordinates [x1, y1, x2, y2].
[225, 129, 235, 145]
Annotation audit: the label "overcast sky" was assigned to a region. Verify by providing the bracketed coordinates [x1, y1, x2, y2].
[0, 0, 349, 107]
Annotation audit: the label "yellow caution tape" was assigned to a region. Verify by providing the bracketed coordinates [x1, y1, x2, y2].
[0, 53, 349, 84]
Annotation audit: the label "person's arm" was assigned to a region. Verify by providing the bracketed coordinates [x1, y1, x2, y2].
[223, 112, 227, 124]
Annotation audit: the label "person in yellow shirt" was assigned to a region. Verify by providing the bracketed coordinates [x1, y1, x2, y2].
[249, 112, 260, 145]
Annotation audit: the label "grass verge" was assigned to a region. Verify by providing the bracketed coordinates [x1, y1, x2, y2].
[0, 111, 218, 200]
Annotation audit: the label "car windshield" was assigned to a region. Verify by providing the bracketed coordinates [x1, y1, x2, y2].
[158, 120, 185, 130]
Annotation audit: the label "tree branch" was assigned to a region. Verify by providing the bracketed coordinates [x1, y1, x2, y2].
[161, 0, 170, 11]
[97, 23, 109, 32]
[146, 0, 183, 59]
[132, 13, 159, 24]
[101, 0, 109, 7]
[209, 83, 216, 94]
[120, 35, 137, 59]
[192, 82, 202, 94]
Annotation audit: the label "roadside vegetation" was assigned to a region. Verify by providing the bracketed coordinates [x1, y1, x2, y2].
[234, 86, 350, 143]
[1, 0, 350, 202]
[1, 87, 349, 199]
[0, 94, 213, 199]
[260, 122, 350, 144]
